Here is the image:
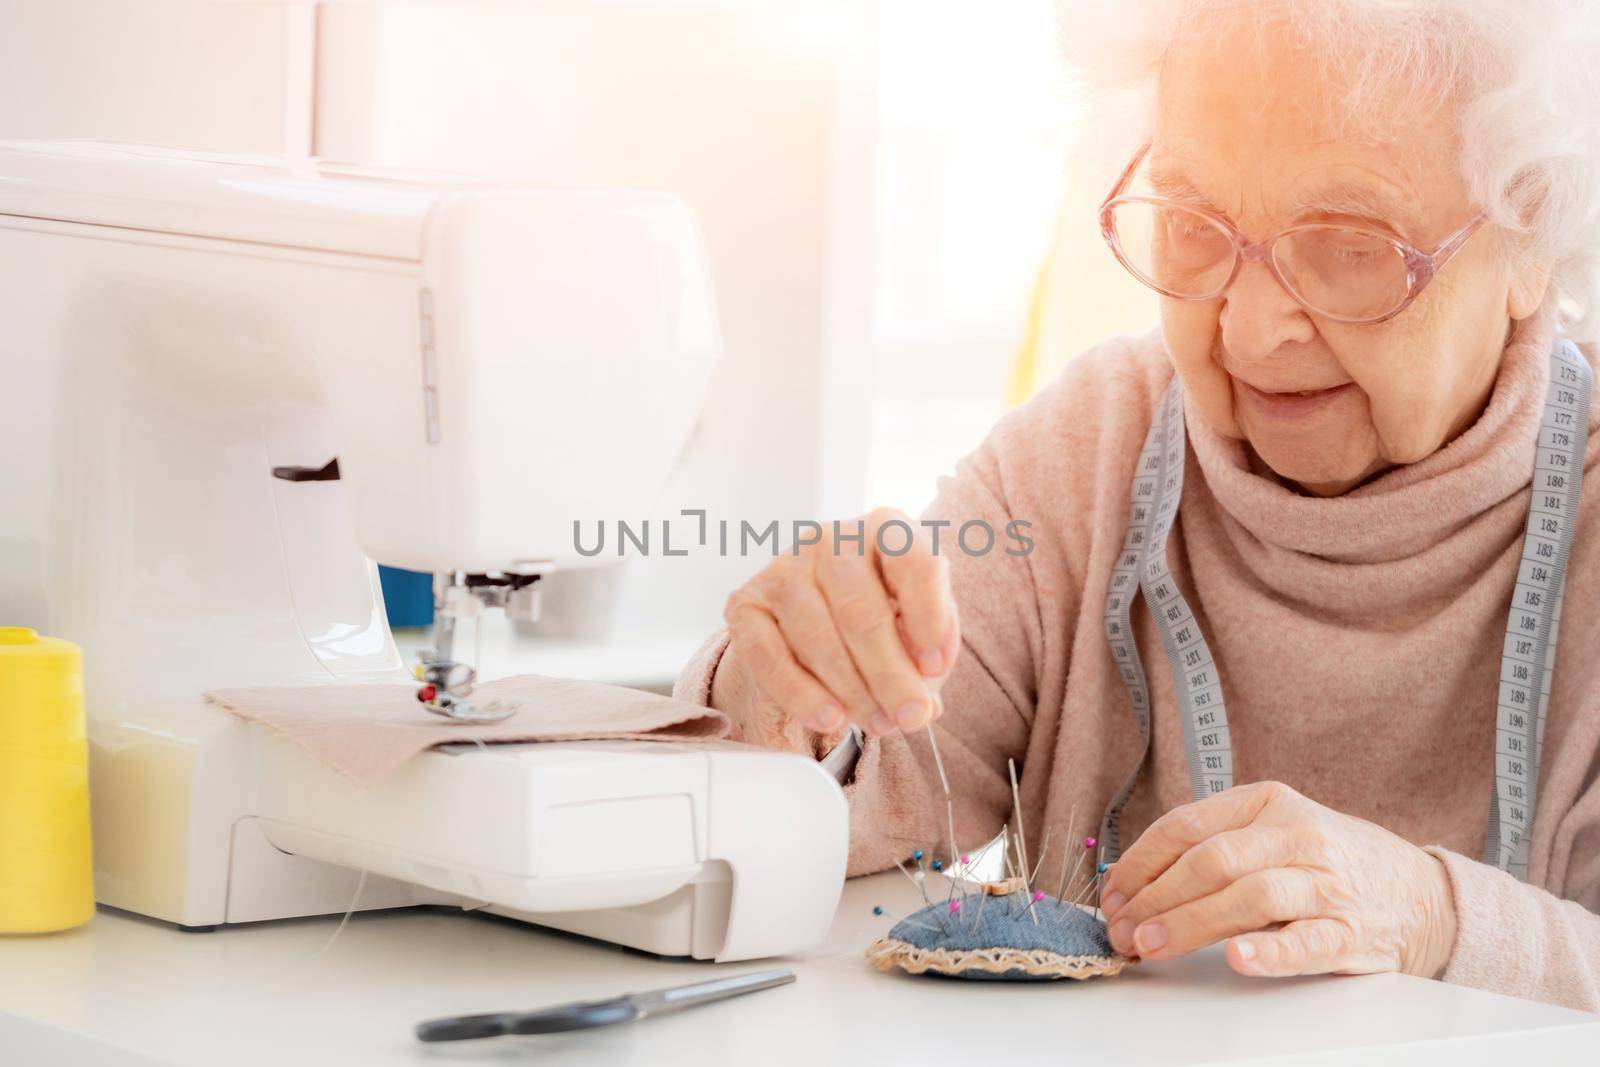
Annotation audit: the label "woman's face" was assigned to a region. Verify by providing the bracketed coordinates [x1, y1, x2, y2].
[1153, 26, 1551, 496]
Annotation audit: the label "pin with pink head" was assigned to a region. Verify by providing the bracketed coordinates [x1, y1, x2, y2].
[1084, 836, 1097, 850]
[1031, 891, 1045, 903]
[948, 899, 962, 914]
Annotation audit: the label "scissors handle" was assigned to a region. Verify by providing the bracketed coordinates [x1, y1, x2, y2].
[416, 998, 637, 1042]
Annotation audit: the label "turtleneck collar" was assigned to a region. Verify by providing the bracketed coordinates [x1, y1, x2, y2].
[1185, 313, 1566, 565]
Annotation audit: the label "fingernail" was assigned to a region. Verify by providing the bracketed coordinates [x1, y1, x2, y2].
[815, 703, 844, 730]
[917, 647, 943, 676]
[1135, 923, 1167, 954]
[895, 701, 929, 731]
[1100, 890, 1126, 916]
[1235, 938, 1256, 962]
[870, 712, 894, 735]
[1109, 918, 1134, 954]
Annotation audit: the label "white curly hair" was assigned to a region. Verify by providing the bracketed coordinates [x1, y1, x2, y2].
[1057, 0, 1600, 340]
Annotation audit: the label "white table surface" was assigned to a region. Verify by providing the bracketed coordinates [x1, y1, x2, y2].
[3, 870, 1597, 1066]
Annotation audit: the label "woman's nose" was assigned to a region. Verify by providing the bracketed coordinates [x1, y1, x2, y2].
[1218, 258, 1317, 363]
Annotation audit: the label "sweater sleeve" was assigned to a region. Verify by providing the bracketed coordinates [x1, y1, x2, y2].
[1426, 846, 1600, 1012]
[671, 433, 1044, 878]
[672, 629, 731, 709]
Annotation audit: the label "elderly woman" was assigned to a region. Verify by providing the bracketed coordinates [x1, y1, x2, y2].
[675, 0, 1600, 1010]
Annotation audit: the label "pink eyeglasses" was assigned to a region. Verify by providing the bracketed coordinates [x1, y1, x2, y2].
[1099, 142, 1486, 325]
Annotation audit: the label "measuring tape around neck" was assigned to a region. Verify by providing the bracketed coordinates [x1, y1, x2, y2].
[1096, 340, 1591, 879]
[1485, 340, 1591, 878]
[1098, 378, 1234, 863]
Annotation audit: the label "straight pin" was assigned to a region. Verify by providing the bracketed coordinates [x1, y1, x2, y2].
[1028, 826, 1054, 889]
[1007, 759, 1041, 924]
[1061, 839, 1092, 906]
[1000, 840, 1021, 910]
[1008, 759, 1030, 892]
[897, 917, 942, 935]
[895, 860, 931, 906]
[970, 884, 991, 931]
[925, 725, 961, 875]
[1073, 869, 1102, 908]
[1092, 862, 1111, 912]
[1054, 807, 1080, 901]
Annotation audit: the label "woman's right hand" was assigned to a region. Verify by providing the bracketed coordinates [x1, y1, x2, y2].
[714, 508, 960, 738]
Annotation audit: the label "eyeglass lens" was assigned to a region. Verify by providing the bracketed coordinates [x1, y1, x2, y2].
[1107, 201, 1413, 321]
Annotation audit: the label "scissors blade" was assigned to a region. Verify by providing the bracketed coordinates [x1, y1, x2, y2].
[629, 968, 795, 1018]
[414, 968, 794, 1042]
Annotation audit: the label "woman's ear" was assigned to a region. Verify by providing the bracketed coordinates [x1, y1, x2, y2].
[1502, 182, 1555, 320]
[1507, 252, 1554, 320]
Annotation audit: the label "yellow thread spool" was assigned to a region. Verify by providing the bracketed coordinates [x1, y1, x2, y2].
[0, 627, 94, 933]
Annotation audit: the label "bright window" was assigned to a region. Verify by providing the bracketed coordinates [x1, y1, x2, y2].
[848, 0, 1073, 513]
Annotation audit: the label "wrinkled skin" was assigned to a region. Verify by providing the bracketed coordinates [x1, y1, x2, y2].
[1157, 21, 1550, 496]
[1099, 782, 1458, 977]
[714, 507, 958, 741]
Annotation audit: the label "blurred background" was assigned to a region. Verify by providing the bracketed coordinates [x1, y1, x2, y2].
[0, 0, 1156, 689]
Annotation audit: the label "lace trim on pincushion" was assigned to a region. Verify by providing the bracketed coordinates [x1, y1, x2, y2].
[866, 936, 1134, 979]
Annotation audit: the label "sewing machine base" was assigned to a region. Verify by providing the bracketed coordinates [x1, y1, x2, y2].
[223, 736, 848, 962]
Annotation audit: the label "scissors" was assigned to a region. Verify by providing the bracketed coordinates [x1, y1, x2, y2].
[414, 968, 796, 1042]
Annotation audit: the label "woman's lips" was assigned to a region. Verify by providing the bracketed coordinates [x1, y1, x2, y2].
[1237, 380, 1357, 420]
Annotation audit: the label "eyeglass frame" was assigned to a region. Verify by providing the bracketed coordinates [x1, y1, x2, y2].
[1098, 141, 1487, 325]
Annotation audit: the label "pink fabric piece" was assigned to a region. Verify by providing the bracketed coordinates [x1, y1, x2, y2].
[207, 674, 730, 787]
[677, 312, 1600, 1012]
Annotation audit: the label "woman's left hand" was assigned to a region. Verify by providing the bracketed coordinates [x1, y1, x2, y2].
[1098, 781, 1459, 978]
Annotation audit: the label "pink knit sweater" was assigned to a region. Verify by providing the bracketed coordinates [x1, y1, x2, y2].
[675, 313, 1600, 1012]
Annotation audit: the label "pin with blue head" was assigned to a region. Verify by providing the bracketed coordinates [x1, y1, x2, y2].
[895, 849, 933, 907]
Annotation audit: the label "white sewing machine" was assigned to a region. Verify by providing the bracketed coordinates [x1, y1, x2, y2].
[0, 141, 848, 962]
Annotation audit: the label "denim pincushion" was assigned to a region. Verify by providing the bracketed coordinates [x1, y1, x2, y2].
[866, 885, 1132, 981]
